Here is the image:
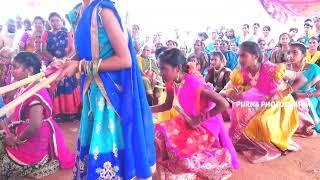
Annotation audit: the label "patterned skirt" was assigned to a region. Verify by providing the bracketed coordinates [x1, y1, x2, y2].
[51, 75, 81, 118]
[0, 132, 59, 179]
[154, 116, 232, 179]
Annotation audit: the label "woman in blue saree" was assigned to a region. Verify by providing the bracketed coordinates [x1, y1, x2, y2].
[62, 0, 156, 179]
[288, 43, 320, 135]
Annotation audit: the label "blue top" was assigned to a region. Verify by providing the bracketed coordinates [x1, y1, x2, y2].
[224, 50, 238, 70]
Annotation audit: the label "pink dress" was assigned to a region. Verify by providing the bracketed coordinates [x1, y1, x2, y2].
[2, 83, 75, 177]
[154, 74, 239, 179]
[228, 62, 299, 163]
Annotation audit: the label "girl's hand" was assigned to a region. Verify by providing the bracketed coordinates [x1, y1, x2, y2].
[187, 113, 208, 129]
[291, 92, 305, 100]
[184, 115, 200, 129]
[62, 60, 79, 77]
[270, 92, 283, 102]
[228, 91, 243, 102]
[5, 136, 17, 148]
[50, 60, 79, 81]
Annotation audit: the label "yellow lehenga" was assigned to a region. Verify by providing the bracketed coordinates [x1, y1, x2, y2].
[228, 62, 299, 163]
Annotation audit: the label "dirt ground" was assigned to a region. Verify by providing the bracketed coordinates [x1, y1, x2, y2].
[43, 122, 320, 180]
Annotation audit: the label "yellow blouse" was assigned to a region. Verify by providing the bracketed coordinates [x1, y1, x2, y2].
[306, 51, 320, 64]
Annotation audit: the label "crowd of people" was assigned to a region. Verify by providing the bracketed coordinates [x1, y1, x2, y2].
[0, 0, 319, 179]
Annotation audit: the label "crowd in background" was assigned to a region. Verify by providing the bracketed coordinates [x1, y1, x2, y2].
[0, 10, 319, 179]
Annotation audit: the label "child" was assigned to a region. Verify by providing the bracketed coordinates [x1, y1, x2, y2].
[205, 51, 231, 92]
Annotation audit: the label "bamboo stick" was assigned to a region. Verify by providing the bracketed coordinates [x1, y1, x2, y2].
[0, 72, 45, 95]
[0, 70, 62, 118]
[173, 105, 193, 124]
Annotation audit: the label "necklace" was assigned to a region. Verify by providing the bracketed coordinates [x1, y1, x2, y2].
[173, 79, 185, 89]
[298, 62, 305, 72]
[248, 64, 261, 86]
[248, 71, 260, 86]
[213, 67, 224, 83]
[291, 60, 305, 72]
[173, 75, 185, 99]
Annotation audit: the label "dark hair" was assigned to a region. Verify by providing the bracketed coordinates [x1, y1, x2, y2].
[304, 18, 312, 23]
[33, 16, 45, 25]
[263, 26, 271, 31]
[159, 48, 188, 73]
[166, 40, 178, 47]
[155, 46, 168, 59]
[290, 42, 307, 55]
[221, 39, 230, 45]
[289, 27, 298, 33]
[239, 41, 263, 63]
[132, 24, 140, 30]
[230, 40, 239, 46]
[253, 23, 260, 27]
[48, 12, 62, 21]
[187, 54, 197, 62]
[211, 51, 225, 60]
[309, 36, 319, 43]
[257, 38, 266, 44]
[297, 37, 306, 43]
[14, 52, 41, 74]
[23, 19, 31, 24]
[243, 24, 249, 29]
[194, 39, 205, 47]
[198, 32, 209, 40]
[227, 29, 236, 39]
[278, 32, 290, 47]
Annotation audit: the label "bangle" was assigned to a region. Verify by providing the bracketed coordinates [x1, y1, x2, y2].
[85, 61, 92, 76]
[92, 59, 101, 76]
[14, 135, 25, 145]
[287, 85, 294, 94]
[78, 60, 84, 74]
[97, 59, 102, 72]
[92, 60, 97, 76]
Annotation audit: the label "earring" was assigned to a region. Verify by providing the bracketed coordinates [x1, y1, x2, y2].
[176, 72, 180, 82]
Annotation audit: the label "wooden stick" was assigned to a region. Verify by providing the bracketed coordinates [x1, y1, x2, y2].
[0, 57, 68, 95]
[173, 105, 193, 123]
[154, 85, 165, 89]
[0, 72, 46, 95]
[0, 70, 62, 118]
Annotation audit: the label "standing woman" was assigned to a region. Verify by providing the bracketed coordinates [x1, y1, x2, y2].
[64, 0, 156, 179]
[19, 16, 45, 52]
[262, 26, 276, 51]
[42, 12, 81, 121]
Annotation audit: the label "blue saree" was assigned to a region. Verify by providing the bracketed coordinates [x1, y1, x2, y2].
[299, 64, 320, 132]
[69, 0, 156, 179]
